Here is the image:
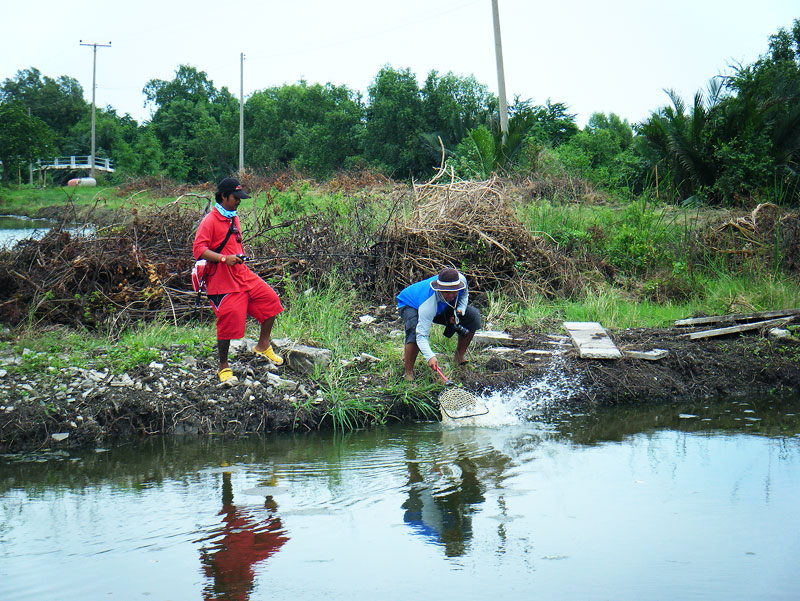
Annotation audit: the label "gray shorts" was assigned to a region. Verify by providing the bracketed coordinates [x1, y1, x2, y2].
[399, 305, 481, 345]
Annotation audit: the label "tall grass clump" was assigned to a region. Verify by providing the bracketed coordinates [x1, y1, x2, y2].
[265, 272, 438, 428]
[699, 273, 800, 315]
[517, 196, 701, 277]
[263, 271, 361, 355]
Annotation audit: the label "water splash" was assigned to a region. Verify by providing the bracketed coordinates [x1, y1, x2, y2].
[445, 353, 582, 427]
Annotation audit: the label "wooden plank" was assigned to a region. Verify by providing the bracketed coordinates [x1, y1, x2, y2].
[675, 309, 800, 327]
[683, 317, 793, 340]
[472, 330, 520, 346]
[562, 321, 622, 359]
[623, 349, 668, 361]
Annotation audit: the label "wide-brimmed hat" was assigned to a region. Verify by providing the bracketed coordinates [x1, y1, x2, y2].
[217, 177, 250, 199]
[430, 268, 465, 292]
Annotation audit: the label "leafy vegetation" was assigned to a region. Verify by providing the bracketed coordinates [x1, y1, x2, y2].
[1, 19, 797, 208]
[1, 20, 799, 442]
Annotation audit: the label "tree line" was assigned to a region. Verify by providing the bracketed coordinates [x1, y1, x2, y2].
[1, 19, 798, 206]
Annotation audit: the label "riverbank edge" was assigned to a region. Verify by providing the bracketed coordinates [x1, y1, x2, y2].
[2, 319, 800, 453]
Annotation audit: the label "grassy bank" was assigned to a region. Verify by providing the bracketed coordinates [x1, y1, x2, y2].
[7, 268, 798, 427]
[2, 176, 799, 431]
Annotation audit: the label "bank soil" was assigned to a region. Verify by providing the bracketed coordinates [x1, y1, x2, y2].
[2, 311, 799, 453]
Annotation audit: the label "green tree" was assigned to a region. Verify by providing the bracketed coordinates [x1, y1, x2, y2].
[636, 87, 719, 201]
[719, 19, 800, 202]
[452, 97, 578, 178]
[65, 107, 138, 156]
[420, 71, 493, 158]
[0, 102, 55, 184]
[0, 68, 87, 151]
[144, 65, 229, 113]
[128, 129, 165, 176]
[143, 65, 237, 181]
[452, 125, 497, 179]
[364, 66, 427, 177]
[637, 20, 800, 205]
[522, 98, 579, 147]
[245, 81, 364, 176]
[552, 112, 639, 190]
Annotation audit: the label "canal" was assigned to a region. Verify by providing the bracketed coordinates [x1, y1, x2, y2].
[1, 394, 798, 600]
[0, 215, 56, 248]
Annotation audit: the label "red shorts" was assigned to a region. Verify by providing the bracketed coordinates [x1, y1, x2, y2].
[208, 278, 283, 341]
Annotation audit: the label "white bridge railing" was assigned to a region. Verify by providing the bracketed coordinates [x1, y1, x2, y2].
[33, 156, 115, 173]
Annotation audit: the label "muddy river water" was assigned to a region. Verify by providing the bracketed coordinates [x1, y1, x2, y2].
[1, 393, 799, 600]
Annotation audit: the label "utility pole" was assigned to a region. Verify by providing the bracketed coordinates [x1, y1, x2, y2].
[79, 40, 111, 179]
[28, 108, 33, 185]
[491, 0, 509, 140]
[239, 52, 245, 173]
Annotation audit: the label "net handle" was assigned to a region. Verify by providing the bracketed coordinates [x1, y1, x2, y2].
[432, 364, 452, 386]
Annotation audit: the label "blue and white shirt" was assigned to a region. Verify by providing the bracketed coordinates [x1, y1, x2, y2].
[396, 273, 469, 360]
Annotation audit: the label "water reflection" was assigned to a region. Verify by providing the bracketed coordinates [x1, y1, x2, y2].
[549, 395, 800, 445]
[403, 455, 482, 556]
[0, 215, 55, 248]
[0, 215, 93, 249]
[197, 469, 288, 601]
[0, 396, 798, 601]
[402, 428, 516, 557]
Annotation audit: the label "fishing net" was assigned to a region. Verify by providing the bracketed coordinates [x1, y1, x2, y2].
[438, 387, 488, 419]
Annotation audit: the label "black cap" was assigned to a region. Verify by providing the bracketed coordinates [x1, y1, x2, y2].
[217, 177, 250, 199]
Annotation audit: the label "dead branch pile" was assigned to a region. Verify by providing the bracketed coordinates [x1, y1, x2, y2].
[114, 176, 211, 199]
[321, 169, 391, 194]
[690, 203, 800, 273]
[512, 173, 601, 204]
[0, 200, 207, 328]
[0, 189, 393, 328]
[373, 168, 587, 299]
[0, 166, 603, 329]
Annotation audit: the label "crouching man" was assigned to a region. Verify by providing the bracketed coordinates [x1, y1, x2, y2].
[396, 267, 481, 381]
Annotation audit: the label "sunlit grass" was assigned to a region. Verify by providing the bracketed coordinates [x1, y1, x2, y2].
[484, 271, 800, 332]
[12, 321, 211, 374]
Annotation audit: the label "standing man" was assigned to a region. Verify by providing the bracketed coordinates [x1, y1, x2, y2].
[193, 177, 284, 383]
[396, 267, 481, 381]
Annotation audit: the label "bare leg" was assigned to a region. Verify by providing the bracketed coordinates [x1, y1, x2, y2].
[254, 315, 276, 352]
[403, 342, 419, 381]
[217, 339, 231, 371]
[453, 330, 475, 365]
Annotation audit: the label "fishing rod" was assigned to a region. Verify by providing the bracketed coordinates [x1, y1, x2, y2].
[235, 252, 379, 262]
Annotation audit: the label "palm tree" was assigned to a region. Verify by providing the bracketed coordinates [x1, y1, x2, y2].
[637, 85, 720, 201]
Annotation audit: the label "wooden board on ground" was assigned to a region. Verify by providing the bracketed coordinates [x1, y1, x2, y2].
[471, 330, 521, 346]
[674, 309, 800, 327]
[562, 321, 622, 359]
[683, 317, 793, 340]
[623, 349, 669, 361]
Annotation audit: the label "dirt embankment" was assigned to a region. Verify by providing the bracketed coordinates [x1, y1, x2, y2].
[2, 310, 799, 453]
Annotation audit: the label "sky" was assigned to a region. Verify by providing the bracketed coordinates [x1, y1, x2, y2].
[2, 0, 798, 128]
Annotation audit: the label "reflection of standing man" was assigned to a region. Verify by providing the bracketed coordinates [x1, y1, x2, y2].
[198, 471, 288, 601]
